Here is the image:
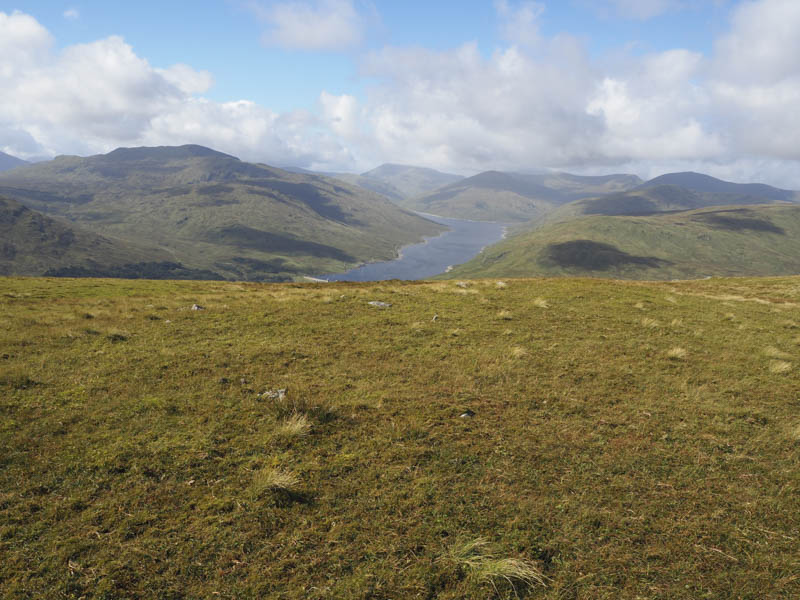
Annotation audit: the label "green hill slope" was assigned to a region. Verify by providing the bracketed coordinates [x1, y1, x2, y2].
[446, 204, 800, 280]
[0, 145, 444, 281]
[0, 195, 208, 278]
[408, 171, 641, 222]
[2, 275, 798, 598]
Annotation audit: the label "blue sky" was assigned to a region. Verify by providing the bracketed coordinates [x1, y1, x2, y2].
[17, 1, 730, 111]
[3, 1, 800, 187]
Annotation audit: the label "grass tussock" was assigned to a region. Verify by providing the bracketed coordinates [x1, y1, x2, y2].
[275, 413, 311, 439]
[497, 310, 513, 320]
[666, 347, 688, 360]
[533, 297, 550, 309]
[670, 318, 683, 327]
[769, 360, 792, 374]
[250, 467, 301, 499]
[764, 346, 792, 360]
[641, 317, 660, 328]
[439, 537, 546, 591]
[511, 346, 528, 358]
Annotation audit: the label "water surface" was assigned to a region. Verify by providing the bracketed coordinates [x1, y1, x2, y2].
[326, 214, 507, 282]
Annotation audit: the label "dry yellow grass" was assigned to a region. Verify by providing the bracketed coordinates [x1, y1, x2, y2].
[666, 347, 688, 360]
[439, 538, 546, 591]
[764, 346, 792, 360]
[533, 297, 550, 309]
[511, 346, 528, 358]
[275, 413, 311, 439]
[641, 317, 660, 328]
[250, 467, 300, 499]
[497, 310, 513, 320]
[769, 360, 792, 374]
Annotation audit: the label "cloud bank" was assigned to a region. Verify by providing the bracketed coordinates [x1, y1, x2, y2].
[2, 1, 800, 187]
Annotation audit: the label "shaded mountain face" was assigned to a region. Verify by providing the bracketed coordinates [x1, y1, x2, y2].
[0, 151, 28, 173]
[444, 204, 800, 281]
[0, 145, 444, 281]
[407, 170, 642, 222]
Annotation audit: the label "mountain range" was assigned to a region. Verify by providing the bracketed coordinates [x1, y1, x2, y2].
[0, 145, 443, 280]
[3, 143, 800, 281]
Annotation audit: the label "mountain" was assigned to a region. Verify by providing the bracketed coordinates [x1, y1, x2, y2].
[535, 173, 800, 226]
[0, 195, 205, 278]
[358, 163, 464, 199]
[639, 171, 798, 200]
[328, 173, 407, 202]
[408, 171, 642, 222]
[0, 145, 444, 281]
[444, 204, 800, 280]
[0, 151, 28, 172]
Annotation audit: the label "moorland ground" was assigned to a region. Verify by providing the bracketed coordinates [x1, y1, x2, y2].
[1, 275, 799, 598]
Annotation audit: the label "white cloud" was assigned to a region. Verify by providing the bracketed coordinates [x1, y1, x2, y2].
[3, 3, 800, 185]
[63, 8, 80, 20]
[494, 0, 545, 46]
[0, 12, 344, 167]
[254, 0, 364, 51]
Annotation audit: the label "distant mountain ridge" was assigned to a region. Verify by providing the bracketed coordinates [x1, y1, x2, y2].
[0, 145, 444, 280]
[0, 151, 28, 173]
[536, 172, 800, 226]
[406, 170, 643, 222]
[640, 172, 797, 201]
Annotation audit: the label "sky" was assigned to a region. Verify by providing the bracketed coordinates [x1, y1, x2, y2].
[2, 0, 800, 187]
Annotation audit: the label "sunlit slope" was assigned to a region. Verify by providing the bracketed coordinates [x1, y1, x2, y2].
[1, 275, 798, 598]
[0, 145, 444, 280]
[446, 204, 800, 280]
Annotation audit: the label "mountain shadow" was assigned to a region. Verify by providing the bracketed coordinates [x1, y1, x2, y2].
[209, 225, 355, 261]
[542, 240, 670, 270]
[690, 209, 785, 234]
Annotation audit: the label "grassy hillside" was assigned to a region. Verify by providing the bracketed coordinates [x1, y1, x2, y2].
[446, 204, 800, 280]
[0, 146, 444, 281]
[0, 151, 28, 172]
[408, 171, 641, 222]
[0, 195, 202, 278]
[1, 275, 799, 598]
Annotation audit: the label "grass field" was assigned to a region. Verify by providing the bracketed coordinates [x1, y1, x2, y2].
[1, 275, 799, 598]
